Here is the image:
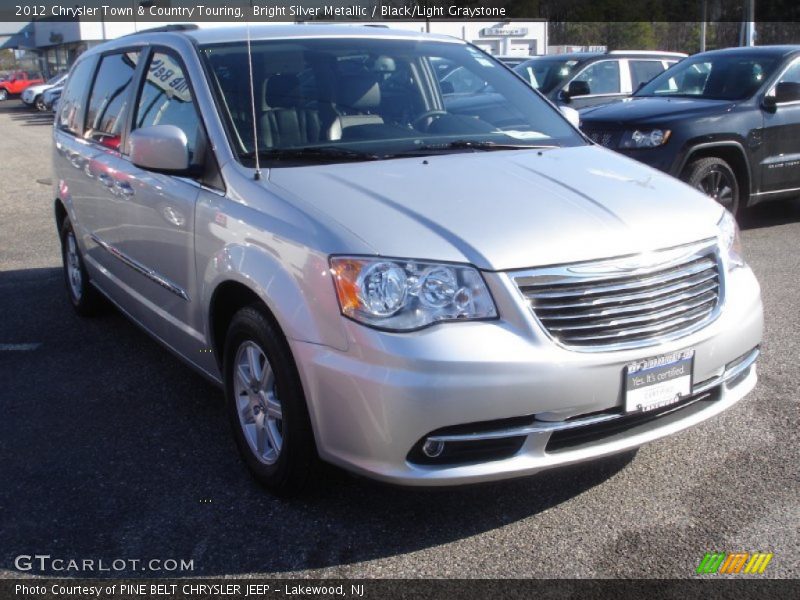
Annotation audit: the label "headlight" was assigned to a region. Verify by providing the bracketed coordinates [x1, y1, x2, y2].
[330, 257, 497, 331]
[717, 210, 744, 269]
[619, 128, 671, 149]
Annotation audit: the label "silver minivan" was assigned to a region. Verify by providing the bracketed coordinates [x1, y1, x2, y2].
[53, 25, 762, 494]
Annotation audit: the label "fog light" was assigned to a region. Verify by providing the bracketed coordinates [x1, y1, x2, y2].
[422, 439, 445, 458]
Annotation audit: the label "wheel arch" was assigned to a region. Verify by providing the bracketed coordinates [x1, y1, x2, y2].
[204, 245, 349, 369]
[208, 280, 273, 369]
[54, 197, 67, 231]
[679, 141, 753, 206]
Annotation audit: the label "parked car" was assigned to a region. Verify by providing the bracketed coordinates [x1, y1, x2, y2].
[54, 25, 762, 494]
[513, 51, 686, 109]
[0, 71, 45, 101]
[580, 45, 800, 216]
[21, 73, 67, 111]
[43, 85, 63, 112]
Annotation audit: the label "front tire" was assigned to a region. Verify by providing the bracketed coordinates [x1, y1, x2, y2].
[35, 95, 45, 111]
[0, 89, 8, 101]
[59, 218, 104, 317]
[682, 156, 741, 216]
[223, 305, 318, 495]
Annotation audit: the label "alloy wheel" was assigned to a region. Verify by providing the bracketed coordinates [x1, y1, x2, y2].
[233, 341, 283, 465]
[695, 167, 735, 211]
[65, 231, 83, 301]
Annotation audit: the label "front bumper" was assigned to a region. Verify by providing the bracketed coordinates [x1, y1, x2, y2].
[291, 264, 762, 486]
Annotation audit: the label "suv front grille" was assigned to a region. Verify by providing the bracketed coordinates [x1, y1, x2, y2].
[583, 129, 621, 148]
[513, 242, 722, 350]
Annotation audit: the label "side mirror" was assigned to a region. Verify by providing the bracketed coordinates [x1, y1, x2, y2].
[560, 105, 581, 128]
[129, 125, 191, 174]
[568, 80, 591, 98]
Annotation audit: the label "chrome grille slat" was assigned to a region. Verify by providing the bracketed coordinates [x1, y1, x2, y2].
[534, 278, 718, 312]
[539, 285, 718, 320]
[565, 305, 713, 342]
[513, 242, 722, 350]
[520, 258, 716, 299]
[531, 271, 718, 310]
[546, 294, 717, 332]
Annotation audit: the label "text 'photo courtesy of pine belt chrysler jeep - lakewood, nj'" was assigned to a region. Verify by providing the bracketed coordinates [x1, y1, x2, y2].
[53, 24, 763, 495]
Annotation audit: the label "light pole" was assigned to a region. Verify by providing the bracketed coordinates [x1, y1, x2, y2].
[700, 0, 707, 52]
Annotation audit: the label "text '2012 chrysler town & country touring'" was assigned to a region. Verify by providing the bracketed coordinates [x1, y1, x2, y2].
[53, 25, 763, 494]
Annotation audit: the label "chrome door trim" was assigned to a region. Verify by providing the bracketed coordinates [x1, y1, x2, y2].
[90, 233, 190, 301]
[751, 185, 800, 197]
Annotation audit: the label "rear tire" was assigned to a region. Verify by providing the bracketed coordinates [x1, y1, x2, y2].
[682, 156, 741, 217]
[223, 305, 318, 496]
[59, 218, 105, 317]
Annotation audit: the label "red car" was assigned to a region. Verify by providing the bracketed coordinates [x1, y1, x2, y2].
[0, 71, 44, 101]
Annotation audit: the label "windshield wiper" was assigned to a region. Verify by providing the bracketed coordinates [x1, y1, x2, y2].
[412, 140, 556, 153]
[243, 146, 382, 163]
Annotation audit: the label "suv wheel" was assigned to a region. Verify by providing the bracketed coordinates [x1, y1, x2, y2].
[223, 305, 318, 495]
[59, 218, 105, 316]
[683, 157, 740, 216]
[35, 95, 45, 111]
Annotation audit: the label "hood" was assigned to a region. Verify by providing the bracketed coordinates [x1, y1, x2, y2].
[580, 96, 735, 125]
[25, 83, 52, 95]
[266, 145, 722, 271]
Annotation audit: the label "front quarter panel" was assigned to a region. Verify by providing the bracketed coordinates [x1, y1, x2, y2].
[195, 164, 374, 354]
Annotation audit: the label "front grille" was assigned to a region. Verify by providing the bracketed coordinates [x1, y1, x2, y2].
[583, 129, 620, 148]
[514, 242, 722, 350]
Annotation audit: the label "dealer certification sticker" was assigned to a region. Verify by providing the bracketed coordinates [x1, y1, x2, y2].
[624, 349, 694, 413]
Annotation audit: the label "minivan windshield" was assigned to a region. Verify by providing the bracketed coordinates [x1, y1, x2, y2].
[513, 57, 582, 93]
[636, 53, 780, 100]
[201, 38, 584, 165]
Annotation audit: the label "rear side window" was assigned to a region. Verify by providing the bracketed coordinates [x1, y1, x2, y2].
[85, 52, 140, 149]
[57, 58, 95, 136]
[572, 61, 621, 95]
[132, 51, 202, 161]
[630, 60, 666, 89]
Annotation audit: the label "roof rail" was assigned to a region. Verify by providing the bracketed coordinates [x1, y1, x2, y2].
[123, 24, 199, 37]
[607, 50, 687, 57]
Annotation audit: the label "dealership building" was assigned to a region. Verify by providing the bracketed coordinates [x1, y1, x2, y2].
[1, 19, 547, 78]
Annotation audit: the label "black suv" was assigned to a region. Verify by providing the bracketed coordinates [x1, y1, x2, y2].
[580, 45, 800, 216]
[513, 51, 685, 109]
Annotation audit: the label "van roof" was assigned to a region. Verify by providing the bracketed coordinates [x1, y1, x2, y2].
[181, 24, 463, 46]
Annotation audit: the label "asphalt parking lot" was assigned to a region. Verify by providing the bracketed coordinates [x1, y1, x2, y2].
[0, 100, 798, 579]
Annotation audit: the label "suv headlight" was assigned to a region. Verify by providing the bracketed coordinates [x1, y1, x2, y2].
[330, 257, 497, 331]
[619, 128, 671, 149]
[717, 210, 744, 269]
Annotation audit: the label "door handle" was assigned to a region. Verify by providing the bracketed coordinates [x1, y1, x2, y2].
[114, 180, 134, 197]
